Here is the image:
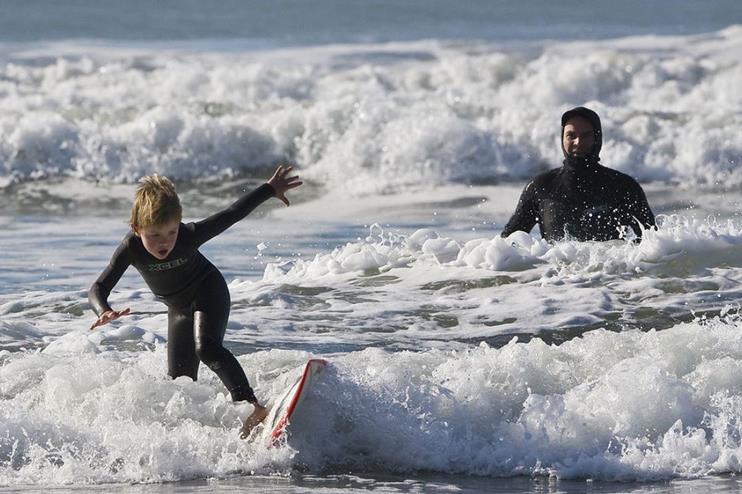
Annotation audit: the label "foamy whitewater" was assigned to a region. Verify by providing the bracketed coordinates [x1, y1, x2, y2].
[2, 6, 742, 491]
[1, 26, 742, 195]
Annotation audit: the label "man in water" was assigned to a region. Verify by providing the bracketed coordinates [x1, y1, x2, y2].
[501, 107, 655, 242]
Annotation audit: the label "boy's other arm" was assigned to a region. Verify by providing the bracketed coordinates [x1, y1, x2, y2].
[89, 241, 131, 316]
[192, 166, 302, 245]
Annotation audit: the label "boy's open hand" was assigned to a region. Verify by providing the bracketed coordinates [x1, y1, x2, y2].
[267, 165, 302, 207]
[90, 308, 131, 330]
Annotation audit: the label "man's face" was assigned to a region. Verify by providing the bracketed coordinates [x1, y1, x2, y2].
[562, 116, 595, 157]
[135, 219, 180, 260]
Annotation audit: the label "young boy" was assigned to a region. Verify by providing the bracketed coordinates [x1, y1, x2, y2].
[88, 165, 301, 438]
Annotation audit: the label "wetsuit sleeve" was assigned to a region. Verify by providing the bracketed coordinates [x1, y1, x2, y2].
[190, 183, 276, 246]
[501, 181, 539, 237]
[88, 241, 132, 316]
[627, 181, 655, 237]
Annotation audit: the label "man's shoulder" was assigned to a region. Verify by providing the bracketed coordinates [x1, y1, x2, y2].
[517, 169, 561, 199]
[599, 165, 644, 189]
[527, 168, 561, 188]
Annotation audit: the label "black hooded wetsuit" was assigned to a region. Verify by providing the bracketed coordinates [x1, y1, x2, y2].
[89, 183, 275, 403]
[501, 107, 655, 242]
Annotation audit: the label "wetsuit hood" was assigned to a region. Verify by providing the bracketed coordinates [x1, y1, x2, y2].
[561, 106, 602, 169]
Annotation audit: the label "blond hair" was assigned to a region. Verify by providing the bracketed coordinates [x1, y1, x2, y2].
[129, 174, 182, 228]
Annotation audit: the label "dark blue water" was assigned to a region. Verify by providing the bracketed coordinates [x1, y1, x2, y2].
[1, 0, 740, 44]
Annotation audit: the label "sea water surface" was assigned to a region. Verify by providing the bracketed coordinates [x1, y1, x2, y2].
[2, 2, 742, 493]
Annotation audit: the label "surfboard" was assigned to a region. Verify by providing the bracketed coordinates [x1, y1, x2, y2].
[263, 358, 327, 446]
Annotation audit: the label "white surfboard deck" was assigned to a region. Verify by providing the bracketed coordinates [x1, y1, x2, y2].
[262, 358, 327, 446]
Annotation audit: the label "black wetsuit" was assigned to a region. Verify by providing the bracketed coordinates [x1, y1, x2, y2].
[89, 183, 275, 403]
[502, 107, 655, 242]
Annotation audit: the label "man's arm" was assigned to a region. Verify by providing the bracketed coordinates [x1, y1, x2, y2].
[501, 180, 539, 237]
[89, 240, 132, 316]
[627, 181, 655, 238]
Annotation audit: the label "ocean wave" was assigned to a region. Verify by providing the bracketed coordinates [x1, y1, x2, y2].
[3, 316, 742, 484]
[1, 27, 741, 193]
[292, 317, 742, 480]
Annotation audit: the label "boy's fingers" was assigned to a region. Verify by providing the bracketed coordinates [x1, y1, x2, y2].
[90, 308, 130, 331]
[276, 166, 294, 180]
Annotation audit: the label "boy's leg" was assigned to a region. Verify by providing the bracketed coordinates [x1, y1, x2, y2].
[167, 307, 200, 380]
[193, 310, 258, 403]
[193, 272, 258, 404]
[194, 272, 268, 438]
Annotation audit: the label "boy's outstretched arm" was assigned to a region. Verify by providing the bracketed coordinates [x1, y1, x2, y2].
[192, 165, 302, 245]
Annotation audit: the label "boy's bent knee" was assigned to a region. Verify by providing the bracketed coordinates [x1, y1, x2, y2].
[194, 340, 225, 366]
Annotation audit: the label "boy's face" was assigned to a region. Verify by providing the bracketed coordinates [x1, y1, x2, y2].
[135, 219, 180, 260]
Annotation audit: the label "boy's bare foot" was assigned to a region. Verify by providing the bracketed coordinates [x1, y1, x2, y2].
[240, 403, 268, 439]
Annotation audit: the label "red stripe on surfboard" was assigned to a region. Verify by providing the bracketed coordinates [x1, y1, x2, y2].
[270, 358, 327, 442]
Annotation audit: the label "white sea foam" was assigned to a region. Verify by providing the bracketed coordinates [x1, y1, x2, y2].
[261, 215, 742, 281]
[290, 316, 742, 480]
[2, 316, 742, 484]
[1, 27, 741, 193]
